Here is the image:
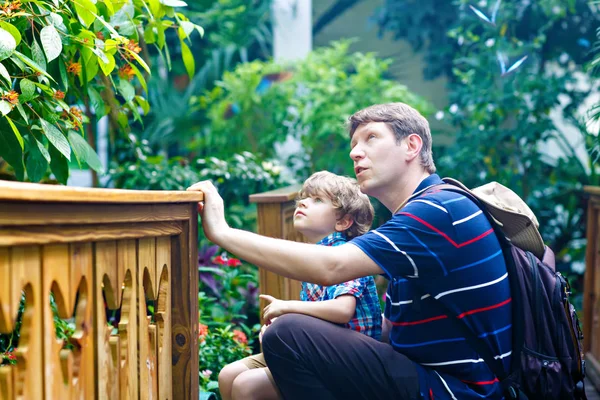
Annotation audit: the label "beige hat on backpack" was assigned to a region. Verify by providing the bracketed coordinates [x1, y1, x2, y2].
[444, 178, 546, 260]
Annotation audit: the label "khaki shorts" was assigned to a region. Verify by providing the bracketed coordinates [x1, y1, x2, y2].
[238, 353, 277, 387]
[239, 353, 268, 369]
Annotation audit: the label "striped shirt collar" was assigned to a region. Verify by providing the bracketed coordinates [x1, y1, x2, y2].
[413, 173, 442, 194]
[317, 231, 347, 246]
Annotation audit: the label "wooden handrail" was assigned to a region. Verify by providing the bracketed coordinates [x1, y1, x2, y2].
[0, 180, 203, 203]
[0, 181, 200, 400]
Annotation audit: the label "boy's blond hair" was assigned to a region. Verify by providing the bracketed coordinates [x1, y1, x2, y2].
[297, 171, 374, 239]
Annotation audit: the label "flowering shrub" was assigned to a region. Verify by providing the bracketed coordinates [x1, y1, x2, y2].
[199, 245, 260, 327]
[0, 0, 202, 183]
[198, 323, 254, 398]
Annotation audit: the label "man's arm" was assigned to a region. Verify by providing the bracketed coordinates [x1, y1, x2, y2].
[261, 294, 356, 325]
[187, 181, 383, 285]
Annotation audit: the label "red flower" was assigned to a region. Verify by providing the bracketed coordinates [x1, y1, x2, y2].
[213, 255, 227, 265]
[228, 258, 242, 267]
[198, 323, 208, 340]
[213, 254, 242, 267]
[232, 329, 247, 345]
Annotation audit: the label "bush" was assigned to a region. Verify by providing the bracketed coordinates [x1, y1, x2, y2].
[198, 323, 254, 398]
[196, 40, 433, 178]
[0, 0, 202, 183]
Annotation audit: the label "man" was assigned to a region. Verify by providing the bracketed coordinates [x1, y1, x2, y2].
[189, 103, 512, 400]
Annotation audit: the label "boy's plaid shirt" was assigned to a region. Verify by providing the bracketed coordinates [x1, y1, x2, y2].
[301, 232, 382, 340]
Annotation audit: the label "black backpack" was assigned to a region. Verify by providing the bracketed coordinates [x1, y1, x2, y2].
[421, 179, 587, 399]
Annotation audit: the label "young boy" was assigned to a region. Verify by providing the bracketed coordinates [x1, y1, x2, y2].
[218, 171, 382, 400]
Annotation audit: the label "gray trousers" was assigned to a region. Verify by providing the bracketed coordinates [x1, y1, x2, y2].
[262, 313, 421, 400]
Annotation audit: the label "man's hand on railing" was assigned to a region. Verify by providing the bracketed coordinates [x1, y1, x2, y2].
[187, 181, 229, 245]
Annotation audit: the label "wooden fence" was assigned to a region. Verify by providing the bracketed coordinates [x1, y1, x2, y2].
[250, 185, 306, 315]
[585, 186, 600, 392]
[0, 181, 202, 400]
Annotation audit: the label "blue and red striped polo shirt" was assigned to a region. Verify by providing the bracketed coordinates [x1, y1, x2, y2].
[350, 174, 512, 399]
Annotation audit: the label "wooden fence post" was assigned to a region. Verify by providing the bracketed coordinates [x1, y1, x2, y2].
[250, 185, 306, 318]
[0, 181, 201, 400]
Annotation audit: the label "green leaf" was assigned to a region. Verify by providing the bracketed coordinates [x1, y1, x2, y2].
[74, 0, 98, 28]
[13, 51, 55, 82]
[50, 12, 67, 32]
[35, 136, 51, 162]
[83, 52, 99, 83]
[0, 22, 21, 46]
[0, 100, 12, 116]
[195, 24, 204, 38]
[127, 61, 147, 93]
[98, 51, 115, 75]
[59, 58, 69, 91]
[48, 143, 69, 184]
[31, 39, 47, 71]
[156, 23, 166, 49]
[19, 78, 36, 102]
[0, 121, 24, 180]
[88, 86, 107, 117]
[110, 1, 135, 36]
[0, 63, 10, 84]
[160, 0, 187, 7]
[0, 28, 17, 62]
[68, 130, 104, 173]
[40, 118, 71, 161]
[91, 12, 121, 38]
[25, 137, 49, 182]
[118, 78, 135, 102]
[16, 103, 27, 124]
[103, 0, 115, 15]
[178, 20, 194, 40]
[125, 48, 150, 74]
[135, 95, 149, 114]
[40, 25, 63, 62]
[149, 0, 165, 18]
[180, 40, 194, 79]
[5, 116, 23, 149]
[144, 24, 156, 44]
[117, 110, 128, 130]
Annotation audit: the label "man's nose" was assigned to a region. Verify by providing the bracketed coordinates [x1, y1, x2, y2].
[350, 145, 364, 161]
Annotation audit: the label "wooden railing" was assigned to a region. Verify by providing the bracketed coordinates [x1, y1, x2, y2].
[585, 186, 600, 392]
[0, 181, 202, 400]
[250, 185, 306, 315]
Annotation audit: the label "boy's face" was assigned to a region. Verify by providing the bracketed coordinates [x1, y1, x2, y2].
[293, 194, 340, 243]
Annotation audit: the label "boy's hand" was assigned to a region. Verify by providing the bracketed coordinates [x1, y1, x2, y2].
[186, 181, 229, 244]
[260, 294, 292, 324]
[258, 317, 277, 344]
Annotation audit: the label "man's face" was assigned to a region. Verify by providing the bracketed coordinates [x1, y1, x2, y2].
[349, 122, 406, 197]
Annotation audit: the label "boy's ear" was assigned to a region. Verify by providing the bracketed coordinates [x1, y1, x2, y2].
[335, 214, 354, 233]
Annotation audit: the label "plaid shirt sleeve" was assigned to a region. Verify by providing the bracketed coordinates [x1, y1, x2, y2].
[325, 279, 363, 300]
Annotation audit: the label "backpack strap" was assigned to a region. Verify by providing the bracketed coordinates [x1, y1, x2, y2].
[418, 182, 527, 399]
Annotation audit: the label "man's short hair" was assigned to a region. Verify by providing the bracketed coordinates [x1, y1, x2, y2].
[347, 102, 436, 174]
[298, 171, 374, 239]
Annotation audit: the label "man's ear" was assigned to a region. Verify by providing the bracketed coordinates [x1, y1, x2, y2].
[335, 214, 354, 232]
[404, 133, 423, 162]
